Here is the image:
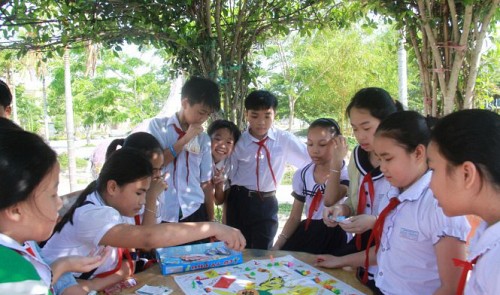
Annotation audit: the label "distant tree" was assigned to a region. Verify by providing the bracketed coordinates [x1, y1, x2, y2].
[363, 0, 500, 115]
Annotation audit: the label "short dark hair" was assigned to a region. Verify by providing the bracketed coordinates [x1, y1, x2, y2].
[207, 119, 241, 143]
[105, 132, 163, 161]
[431, 109, 500, 187]
[375, 111, 432, 153]
[181, 76, 221, 112]
[244, 90, 278, 111]
[309, 118, 342, 136]
[0, 128, 57, 210]
[0, 80, 12, 108]
[346, 87, 398, 121]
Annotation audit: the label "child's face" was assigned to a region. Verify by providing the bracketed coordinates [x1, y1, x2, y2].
[108, 177, 151, 217]
[150, 152, 165, 181]
[307, 126, 334, 165]
[427, 141, 466, 216]
[349, 107, 381, 152]
[373, 135, 423, 190]
[21, 162, 62, 242]
[246, 108, 275, 139]
[181, 99, 212, 126]
[211, 128, 235, 163]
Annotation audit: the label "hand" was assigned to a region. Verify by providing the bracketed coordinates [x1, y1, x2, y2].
[315, 254, 345, 269]
[322, 205, 344, 228]
[52, 246, 111, 276]
[330, 135, 348, 168]
[212, 167, 225, 186]
[147, 176, 168, 203]
[185, 124, 204, 141]
[339, 214, 376, 234]
[213, 223, 246, 251]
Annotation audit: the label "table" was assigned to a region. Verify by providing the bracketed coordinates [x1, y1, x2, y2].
[126, 249, 371, 294]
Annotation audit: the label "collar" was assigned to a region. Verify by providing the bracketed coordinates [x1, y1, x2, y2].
[243, 127, 277, 147]
[166, 114, 183, 130]
[353, 145, 384, 180]
[88, 191, 107, 207]
[391, 170, 432, 203]
[469, 220, 500, 259]
[0, 233, 25, 253]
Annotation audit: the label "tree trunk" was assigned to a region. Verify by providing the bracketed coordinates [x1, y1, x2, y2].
[397, 34, 408, 109]
[64, 48, 77, 192]
[42, 75, 50, 141]
[5, 70, 18, 123]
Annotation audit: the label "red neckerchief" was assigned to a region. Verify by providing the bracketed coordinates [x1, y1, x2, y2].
[453, 256, 479, 295]
[305, 189, 323, 231]
[173, 124, 189, 185]
[254, 137, 277, 197]
[356, 172, 375, 250]
[363, 197, 401, 283]
[95, 248, 134, 278]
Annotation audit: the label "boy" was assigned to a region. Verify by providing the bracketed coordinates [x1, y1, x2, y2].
[148, 76, 220, 223]
[227, 90, 309, 249]
[0, 80, 12, 119]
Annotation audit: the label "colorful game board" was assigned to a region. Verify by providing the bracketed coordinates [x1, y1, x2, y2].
[173, 255, 365, 295]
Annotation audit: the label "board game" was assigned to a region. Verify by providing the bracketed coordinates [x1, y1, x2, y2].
[173, 255, 365, 295]
[156, 242, 243, 275]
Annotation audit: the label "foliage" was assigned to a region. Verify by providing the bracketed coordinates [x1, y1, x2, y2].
[58, 152, 88, 171]
[362, 0, 500, 115]
[14, 84, 43, 133]
[0, 0, 363, 127]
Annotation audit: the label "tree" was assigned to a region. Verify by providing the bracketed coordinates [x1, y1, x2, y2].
[0, 0, 359, 126]
[363, 0, 500, 115]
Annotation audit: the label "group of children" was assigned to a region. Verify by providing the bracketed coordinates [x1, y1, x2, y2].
[1, 76, 499, 294]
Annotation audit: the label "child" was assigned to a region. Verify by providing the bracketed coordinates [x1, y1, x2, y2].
[105, 132, 167, 226]
[272, 118, 349, 254]
[322, 87, 399, 292]
[227, 90, 309, 249]
[147, 76, 220, 223]
[0, 128, 107, 295]
[41, 148, 245, 292]
[427, 109, 500, 294]
[207, 119, 241, 223]
[0, 79, 12, 118]
[317, 111, 470, 295]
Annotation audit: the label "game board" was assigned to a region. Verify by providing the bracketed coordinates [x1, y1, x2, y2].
[173, 255, 365, 295]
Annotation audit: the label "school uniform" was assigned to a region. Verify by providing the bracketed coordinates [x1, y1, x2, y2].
[0, 235, 52, 294]
[374, 171, 470, 295]
[340, 145, 392, 287]
[281, 162, 350, 254]
[227, 127, 309, 249]
[148, 115, 212, 222]
[464, 220, 500, 294]
[41, 191, 126, 279]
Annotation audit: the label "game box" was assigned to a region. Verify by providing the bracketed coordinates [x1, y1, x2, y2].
[155, 241, 243, 275]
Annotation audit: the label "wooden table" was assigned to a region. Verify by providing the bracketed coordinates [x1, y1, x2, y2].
[125, 249, 371, 294]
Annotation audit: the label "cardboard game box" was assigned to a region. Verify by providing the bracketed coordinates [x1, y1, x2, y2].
[155, 241, 243, 275]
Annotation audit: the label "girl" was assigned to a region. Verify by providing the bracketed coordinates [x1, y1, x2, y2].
[272, 118, 349, 254]
[41, 148, 245, 292]
[105, 132, 167, 226]
[0, 128, 107, 295]
[427, 109, 500, 294]
[317, 111, 470, 295]
[322, 87, 398, 291]
[207, 119, 241, 223]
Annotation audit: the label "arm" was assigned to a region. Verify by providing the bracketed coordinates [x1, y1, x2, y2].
[163, 124, 203, 166]
[202, 180, 215, 221]
[272, 200, 304, 250]
[322, 204, 351, 228]
[141, 178, 167, 226]
[99, 221, 245, 251]
[433, 237, 467, 295]
[324, 136, 348, 206]
[339, 214, 377, 234]
[315, 246, 376, 269]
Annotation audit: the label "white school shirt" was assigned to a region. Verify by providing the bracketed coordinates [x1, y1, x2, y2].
[148, 115, 212, 222]
[229, 127, 309, 192]
[0, 235, 52, 294]
[291, 162, 349, 220]
[41, 192, 124, 278]
[465, 220, 500, 294]
[375, 171, 471, 295]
